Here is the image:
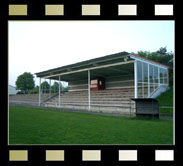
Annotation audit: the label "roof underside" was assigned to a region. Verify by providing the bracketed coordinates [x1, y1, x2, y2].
[51, 62, 134, 82]
[35, 51, 134, 81]
[35, 51, 168, 82]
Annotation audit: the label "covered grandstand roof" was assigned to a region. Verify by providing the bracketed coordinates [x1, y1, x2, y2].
[35, 52, 133, 80]
[35, 51, 168, 82]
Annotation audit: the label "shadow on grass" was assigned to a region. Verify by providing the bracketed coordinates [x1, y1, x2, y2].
[131, 116, 160, 121]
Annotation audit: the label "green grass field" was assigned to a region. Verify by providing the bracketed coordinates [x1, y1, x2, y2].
[9, 106, 173, 145]
[156, 86, 173, 114]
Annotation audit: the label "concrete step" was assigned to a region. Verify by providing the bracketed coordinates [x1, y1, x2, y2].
[63, 91, 134, 94]
[52, 96, 133, 100]
[60, 94, 134, 98]
[43, 103, 135, 115]
[67, 88, 134, 93]
[50, 99, 134, 104]
[44, 101, 134, 107]
[50, 98, 134, 104]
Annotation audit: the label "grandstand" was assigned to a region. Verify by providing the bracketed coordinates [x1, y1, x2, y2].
[9, 52, 169, 115]
[9, 94, 39, 106]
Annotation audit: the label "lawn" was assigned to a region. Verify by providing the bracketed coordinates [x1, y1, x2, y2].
[9, 106, 173, 145]
[156, 86, 174, 114]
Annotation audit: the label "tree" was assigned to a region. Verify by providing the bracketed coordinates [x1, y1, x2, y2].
[16, 72, 35, 94]
[41, 81, 50, 93]
[29, 85, 39, 94]
[51, 82, 63, 93]
[51, 82, 59, 93]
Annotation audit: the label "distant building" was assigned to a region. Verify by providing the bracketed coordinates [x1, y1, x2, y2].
[9, 85, 19, 95]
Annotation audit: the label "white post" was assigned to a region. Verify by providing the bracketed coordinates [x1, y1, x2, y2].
[49, 79, 51, 98]
[163, 69, 165, 85]
[134, 61, 138, 98]
[142, 62, 144, 98]
[158, 67, 160, 87]
[59, 76, 61, 107]
[54, 80, 55, 94]
[39, 77, 41, 106]
[153, 66, 155, 91]
[88, 69, 91, 109]
[148, 63, 150, 97]
[167, 68, 169, 86]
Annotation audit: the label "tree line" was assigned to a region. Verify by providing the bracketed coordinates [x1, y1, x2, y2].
[16, 73, 68, 94]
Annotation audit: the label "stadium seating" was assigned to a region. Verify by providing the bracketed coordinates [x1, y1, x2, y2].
[9, 94, 49, 106]
[43, 88, 136, 114]
[9, 88, 136, 115]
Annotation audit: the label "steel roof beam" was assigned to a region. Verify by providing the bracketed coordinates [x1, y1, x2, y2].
[42, 60, 135, 79]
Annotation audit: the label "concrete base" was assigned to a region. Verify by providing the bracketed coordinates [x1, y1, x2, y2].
[43, 103, 135, 116]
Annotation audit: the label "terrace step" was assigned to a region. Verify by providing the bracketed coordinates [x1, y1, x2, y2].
[43, 103, 135, 115]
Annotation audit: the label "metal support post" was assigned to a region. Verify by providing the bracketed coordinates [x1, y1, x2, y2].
[49, 79, 51, 98]
[88, 69, 91, 109]
[148, 63, 150, 97]
[134, 60, 138, 98]
[39, 77, 41, 106]
[142, 62, 144, 98]
[54, 80, 55, 94]
[153, 66, 155, 91]
[59, 76, 61, 107]
[163, 69, 165, 85]
[158, 67, 160, 87]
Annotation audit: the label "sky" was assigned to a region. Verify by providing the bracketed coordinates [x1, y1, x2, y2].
[9, 21, 174, 86]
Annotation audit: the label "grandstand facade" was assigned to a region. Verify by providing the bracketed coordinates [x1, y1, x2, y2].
[32, 52, 169, 115]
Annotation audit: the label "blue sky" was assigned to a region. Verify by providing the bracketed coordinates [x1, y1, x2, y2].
[9, 21, 174, 86]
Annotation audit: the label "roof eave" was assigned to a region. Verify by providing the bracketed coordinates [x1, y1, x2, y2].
[35, 51, 131, 77]
[130, 54, 169, 68]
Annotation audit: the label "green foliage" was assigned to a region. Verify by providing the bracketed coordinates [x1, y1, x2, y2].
[137, 47, 174, 86]
[156, 86, 173, 114]
[29, 85, 39, 94]
[51, 82, 63, 93]
[41, 81, 50, 93]
[17, 91, 24, 94]
[51, 82, 59, 92]
[156, 86, 173, 106]
[28, 82, 68, 94]
[16, 72, 35, 94]
[9, 106, 173, 144]
[62, 86, 68, 92]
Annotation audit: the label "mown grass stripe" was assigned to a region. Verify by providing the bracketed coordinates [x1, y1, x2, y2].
[9, 106, 173, 145]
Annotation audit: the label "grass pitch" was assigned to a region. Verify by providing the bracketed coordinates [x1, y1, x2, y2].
[9, 106, 173, 145]
[156, 86, 173, 114]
